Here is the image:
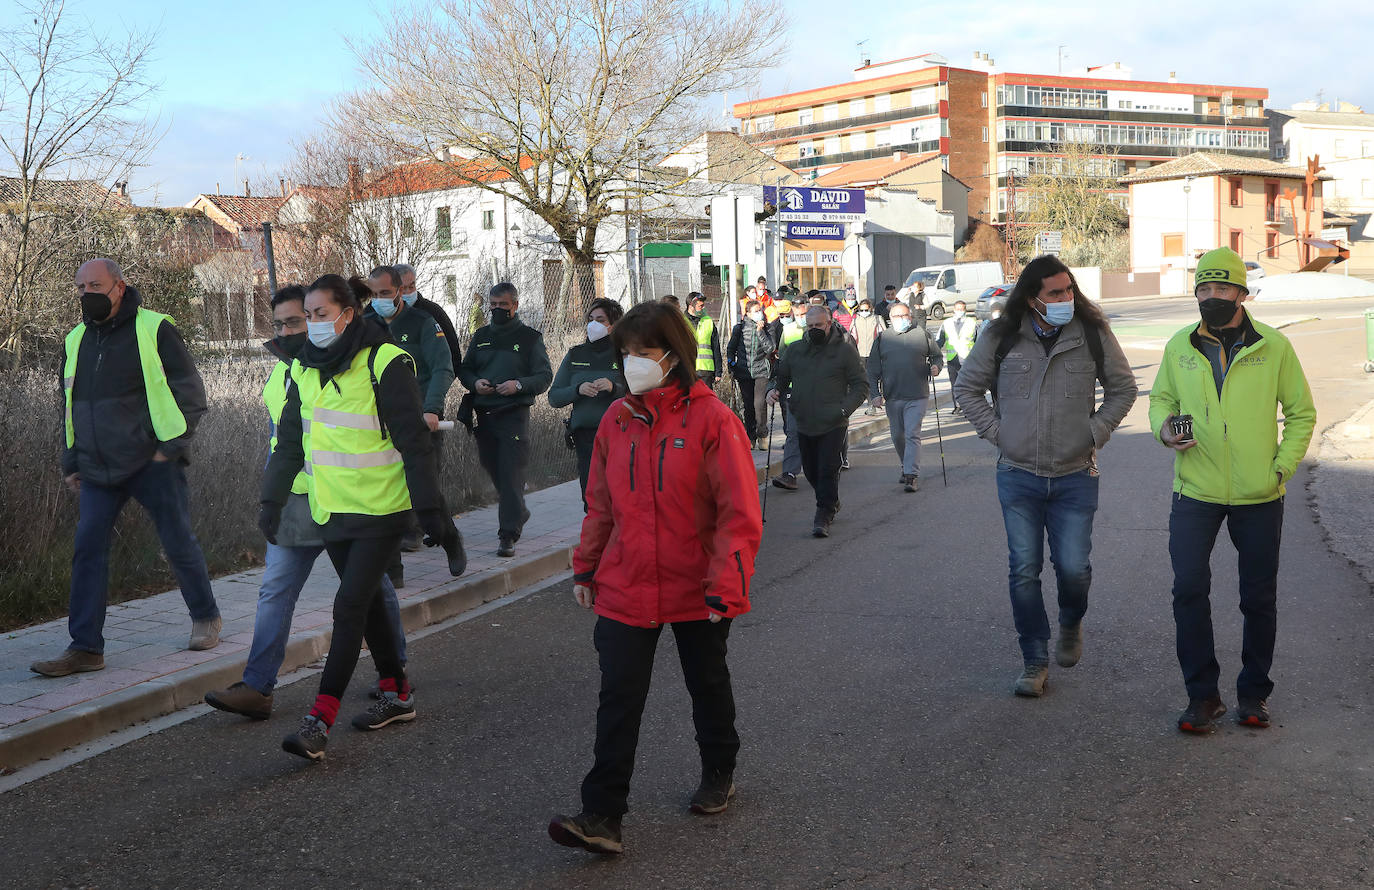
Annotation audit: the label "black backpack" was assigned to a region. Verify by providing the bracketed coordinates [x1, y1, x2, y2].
[990, 322, 1104, 405]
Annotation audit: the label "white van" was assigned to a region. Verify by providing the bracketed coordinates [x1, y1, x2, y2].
[896, 261, 1005, 321]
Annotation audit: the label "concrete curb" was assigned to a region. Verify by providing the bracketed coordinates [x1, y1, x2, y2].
[0, 545, 575, 774]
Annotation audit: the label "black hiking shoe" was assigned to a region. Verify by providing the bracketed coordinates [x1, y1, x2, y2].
[548, 812, 623, 855]
[351, 691, 416, 730]
[812, 510, 832, 538]
[771, 473, 798, 491]
[689, 770, 736, 815]
[1178, 696, 1227, 734]
[1236, 698, 1271, 729]
[497, 535, 515, 558]
[282, 715, 329, 761]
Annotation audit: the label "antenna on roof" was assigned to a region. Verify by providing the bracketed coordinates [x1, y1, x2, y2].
[857, 39, 870, 67]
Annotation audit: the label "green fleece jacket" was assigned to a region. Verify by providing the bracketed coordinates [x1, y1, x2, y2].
[1148, 311, 1316, 505]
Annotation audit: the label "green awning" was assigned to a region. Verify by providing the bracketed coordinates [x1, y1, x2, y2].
[642, 242, 693, 258]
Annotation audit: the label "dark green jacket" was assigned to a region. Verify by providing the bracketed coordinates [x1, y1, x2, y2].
[458, 316, 553, 409]
[365, 303, 455, 417]
[547, 336, 627, 431]
[774, 325, 869, 436]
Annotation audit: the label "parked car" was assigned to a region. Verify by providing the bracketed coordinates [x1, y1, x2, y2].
[896, 261, 1005, 321]
[1244, 261, 1266, 286]
[975, 283, 1017, 319]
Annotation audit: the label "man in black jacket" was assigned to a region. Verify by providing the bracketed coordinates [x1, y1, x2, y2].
[767, 306, 868, 538]
[867, 301, 943, 492]
[458, 282, 553, 557]
[32, 258, 221, 678]
[396, 263, 462, 372]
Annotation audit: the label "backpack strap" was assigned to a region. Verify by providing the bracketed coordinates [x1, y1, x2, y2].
[1083, 322, 1105, 385]
[989, 326, 1020, 404]
[367, 346, 389, 441]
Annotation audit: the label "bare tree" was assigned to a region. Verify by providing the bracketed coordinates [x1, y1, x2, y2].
[338, 0, 787, 320]
[1019, 138, 1127, 265]
[0, 0, 159, 364]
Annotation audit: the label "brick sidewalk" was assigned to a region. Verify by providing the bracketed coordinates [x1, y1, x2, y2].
[0, 411, 890, 773]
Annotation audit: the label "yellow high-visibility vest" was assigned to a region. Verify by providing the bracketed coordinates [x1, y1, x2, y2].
[64, 307, 186, 448]
[263, 361, 310, 496]
[691, 315, 715, 372]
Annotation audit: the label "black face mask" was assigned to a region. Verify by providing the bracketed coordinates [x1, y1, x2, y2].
[490, 307, 512, 325]
[1198, 297, 1240, 329]
[805, 327, 826, 346]
[80, 290, 113, 323]
[275, 331, 308, 356]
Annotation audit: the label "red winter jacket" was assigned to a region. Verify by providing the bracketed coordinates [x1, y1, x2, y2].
[573, 379, 762, 627]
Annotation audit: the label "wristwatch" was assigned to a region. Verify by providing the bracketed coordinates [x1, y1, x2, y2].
[514, 380, 523, 392]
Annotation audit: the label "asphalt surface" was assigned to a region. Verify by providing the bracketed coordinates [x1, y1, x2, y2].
[5, 299, 1374, 889]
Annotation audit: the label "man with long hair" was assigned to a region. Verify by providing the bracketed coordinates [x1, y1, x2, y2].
[953, 256, 1137, 697]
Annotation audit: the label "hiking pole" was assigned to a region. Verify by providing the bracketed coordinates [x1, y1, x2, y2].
[762, 401, 776, 523]
[930, 362, 947, 487]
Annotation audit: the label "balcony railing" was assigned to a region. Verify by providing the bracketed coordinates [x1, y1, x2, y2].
[998, 141, 1269, 159]
[793, 139, 942, 170]
[749, 105, 940, 143]
[997, 104, 1265, 128]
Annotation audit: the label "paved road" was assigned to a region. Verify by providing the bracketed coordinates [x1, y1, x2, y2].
[5, 307, 1374, 889]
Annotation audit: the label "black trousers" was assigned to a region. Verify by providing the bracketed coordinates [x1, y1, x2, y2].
[1169, 493, 1284, 701]
[735, 374, 768, 439]
[798, 426, 847, 513]
[946, 356, 962, 408]
[581, 615, 739, 818]
[319, 534, 407, 700]
[475, 407, 530, 539]
[572, 427, 598, 512]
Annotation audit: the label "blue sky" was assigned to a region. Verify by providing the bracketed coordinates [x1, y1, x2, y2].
[6, 0, 1368, 207]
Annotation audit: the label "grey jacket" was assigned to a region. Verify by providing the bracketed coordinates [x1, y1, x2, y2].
[953, 314, 1137, 478]
[867, 327, 944, 402]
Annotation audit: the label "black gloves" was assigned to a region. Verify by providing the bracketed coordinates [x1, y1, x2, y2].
[258, 502, 281, 544]
[418, 508, 447, 546]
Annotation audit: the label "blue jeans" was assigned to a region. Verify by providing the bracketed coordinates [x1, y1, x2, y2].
[995, 465, 1099, 665]
[885, 398, 928, 476]
[1168, 493, 1283, 701]
[69, 460, 219, 654]
[242, 542, 406, 695]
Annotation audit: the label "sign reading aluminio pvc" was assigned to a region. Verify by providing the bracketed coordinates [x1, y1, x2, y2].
[784, 222, 845, 240]
[785, 250, 815, 266]
[765, 186, 866, 222]
[817, 251, 843, 267]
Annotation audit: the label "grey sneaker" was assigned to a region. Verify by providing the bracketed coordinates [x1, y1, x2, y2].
[351, 690, 416, 730]
[548, 812, 623, 855]
[188, 616, 221, 651]
[1013, 664, 1049, 697]
[1056, 623, 1083, 667]
[1178, 696, 1227, 734]
[903, 474, 919, 493]
[30, 648, 105, 677]
[282, 715, 329, 760]
[771, 473, 799, 491]
[689, 770, 736, 815]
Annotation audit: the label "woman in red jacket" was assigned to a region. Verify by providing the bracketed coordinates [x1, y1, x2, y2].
[548, 301, 763, 856]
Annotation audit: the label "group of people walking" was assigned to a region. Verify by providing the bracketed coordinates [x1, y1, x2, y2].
[34, 247, 1315, 854]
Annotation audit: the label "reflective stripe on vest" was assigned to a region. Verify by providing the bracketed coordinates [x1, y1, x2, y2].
[64, 307, 187, 449]
[692, 315, 715, 372]
[290, 344, 412, 526]
[262, 360, 309, 496]
[942, 318, 976, 361]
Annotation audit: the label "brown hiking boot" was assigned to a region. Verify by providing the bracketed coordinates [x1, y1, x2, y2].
[205, 681, 273, 720]
[31, 648, 105, 677]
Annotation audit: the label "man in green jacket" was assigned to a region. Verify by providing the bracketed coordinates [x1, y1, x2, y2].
[768, 305, 868, 538]
[1149, 248, 1316, 735]
[459, 282, 553, 557]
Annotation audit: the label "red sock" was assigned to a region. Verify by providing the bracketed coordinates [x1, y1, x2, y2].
[379, 677, 411, 700]
[309, 694, 340, 727]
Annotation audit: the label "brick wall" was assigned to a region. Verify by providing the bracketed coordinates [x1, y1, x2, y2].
[946, 68, 992, 234]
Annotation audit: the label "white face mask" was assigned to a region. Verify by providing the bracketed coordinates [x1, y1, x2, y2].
[307, 313, 346, 348]
[586, 320, 609, 342]
[858, 310, 872, 317]
[748, 311, 764, 323]
[622, 353, 672, 394]
[953, 310, 965, 320]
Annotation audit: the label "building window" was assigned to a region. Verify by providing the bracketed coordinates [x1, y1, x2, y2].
[1229, 178, 1242, 207]
[798, 107, 814, 126]
[1266, 231, 1279, 258]
[401, 216, 415, 239]
[1264, 181, 1278, 222]
[799, 144, 818, 159]
[875, 128, 892, 148]
[983, 162, 990, 175]
[823, 103, 839, 122]
[874, 93, 891, 113]
[436, 207, 452, 251]
[1230, 229, 1243, 253]
[481, 209, 495, 230]
[980, 92, 988, 108]
[981, 126, 989, 143]
[754, 114, 774, 133]
[824, 136, 841, 155]
[1162, 233, 1183, 257]
[941, 156, 949, 171]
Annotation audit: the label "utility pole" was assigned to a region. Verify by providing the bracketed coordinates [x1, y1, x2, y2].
[1004, 169, 1019, 278]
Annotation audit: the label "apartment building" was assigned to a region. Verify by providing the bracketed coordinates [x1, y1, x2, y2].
[1269, 102, 1374, 238]
[735, 53, 1270, 228]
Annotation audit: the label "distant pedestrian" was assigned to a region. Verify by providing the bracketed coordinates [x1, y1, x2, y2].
[684, 292, 722, 388]
[876, 284, 903, 323]
[867, 301, 943, 493]
[548, 298, 627, 510]
[458, 282, 553, 557]
[911, 281, 928, 329]
[1149, 248, 1316, 734]
[953, 256, 1137, 698]
[936, 300, 978, 412]
[726, 299, 775, 450]
[768, 300, 809, 492]
[205, 285, 407, 720]
[549, 301, 762, 856]
[33, 259, 221, 678]
[260, 274, 447, 760]
[768, 306, 868, 537]
[850, 299, 887, 415]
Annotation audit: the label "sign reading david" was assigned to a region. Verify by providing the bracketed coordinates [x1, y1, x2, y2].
[765, 186, 866, 222]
